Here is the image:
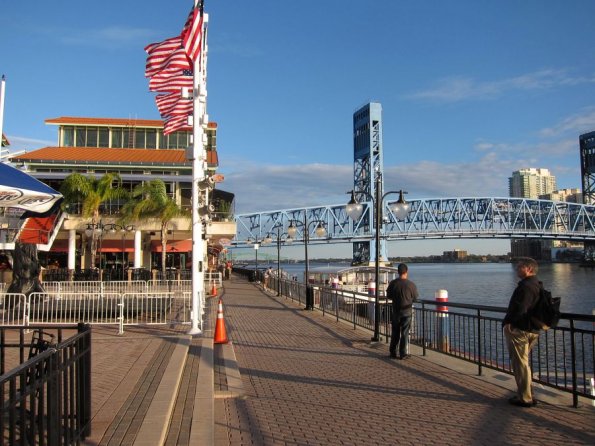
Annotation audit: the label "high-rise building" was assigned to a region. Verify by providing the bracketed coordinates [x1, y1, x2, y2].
[508, 168, 557, 198]
[508, 168, 557, 260]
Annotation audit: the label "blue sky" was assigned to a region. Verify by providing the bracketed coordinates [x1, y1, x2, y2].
[2, 1, 595, 257]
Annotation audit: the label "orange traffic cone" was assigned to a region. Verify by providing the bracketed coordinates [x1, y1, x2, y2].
[213, 299, 228, 344]
[211, 283, 218, 296]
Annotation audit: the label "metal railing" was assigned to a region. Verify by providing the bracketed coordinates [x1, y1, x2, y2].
[1, 289, 192, 333]
[39, 269, 222, 286]
[0, 324, 92, 445]
[265, 275, 595, 407]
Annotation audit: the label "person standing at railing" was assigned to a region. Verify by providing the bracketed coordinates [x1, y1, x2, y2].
[387, 263, 419, 360]
[503, 257, 542, 408]
[263, 267, 272, 291]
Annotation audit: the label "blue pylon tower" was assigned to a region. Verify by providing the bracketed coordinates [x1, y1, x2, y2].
[352, 102, 387, 265]
[580, 130, 595, 263]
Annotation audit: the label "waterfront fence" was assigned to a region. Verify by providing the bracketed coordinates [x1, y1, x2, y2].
[0, 324, 92, 445]
[268, 275, 595, 408]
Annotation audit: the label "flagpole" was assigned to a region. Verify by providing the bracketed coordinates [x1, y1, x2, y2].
[0, 75, 5, 155]
[188, 6, 208, 335]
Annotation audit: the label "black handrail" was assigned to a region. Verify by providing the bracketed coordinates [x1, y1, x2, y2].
[268, 276, 594, 407]
[0, 324, 92, 444]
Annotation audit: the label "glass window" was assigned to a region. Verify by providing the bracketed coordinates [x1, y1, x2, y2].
[75, 128, 85, 147]
[177, 132, 188, 148]
[87, 127, 98, 147]
[62, 127, 74, 146]
[123, 129, 131, 148]
[167, 134, 177, 149]
[112, 129, 122, 148]
[135, 129, 145, 148]
[98, 128, 109, 147]
[157, 130, 164, 149]
[146, 129, 157, 149]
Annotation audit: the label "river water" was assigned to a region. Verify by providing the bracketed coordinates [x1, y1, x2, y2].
[264, 262, 595, 315]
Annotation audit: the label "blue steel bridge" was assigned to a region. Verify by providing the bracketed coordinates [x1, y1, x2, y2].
[233, 197, 595, 246]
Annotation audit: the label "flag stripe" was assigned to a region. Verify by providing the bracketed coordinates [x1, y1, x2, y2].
[163, 114, 191, 135]
[149, 70, 193, 92]
[146, 48, 191, 78]
[182, 3, 204, 62]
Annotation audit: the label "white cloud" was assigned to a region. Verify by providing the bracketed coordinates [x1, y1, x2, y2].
[538, 107, 595, 138]
[223, 153, 526, 216]
[58, 26, 154, 48]
[5, 135, 54, 153]
[407, 69, 595, 103]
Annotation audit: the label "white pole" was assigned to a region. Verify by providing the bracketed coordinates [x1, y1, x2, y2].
[0, 75, 5, 155]
[134, 230, 142, 268]
[68, 229, 76, 270]
[189, 8, 208, 335]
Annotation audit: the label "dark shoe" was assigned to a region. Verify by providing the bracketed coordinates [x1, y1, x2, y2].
[508, 397, 537, 407]
[389, 353, 397, 359]
[398, 354, 411, 360]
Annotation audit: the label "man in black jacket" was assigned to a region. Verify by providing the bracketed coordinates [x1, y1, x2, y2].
[387, 263, 419, 360]
[503, 257, 541, 407]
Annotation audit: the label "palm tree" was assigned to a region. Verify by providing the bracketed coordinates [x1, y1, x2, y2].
[120, 179, 188, 275]
[60, 173, 128, 269]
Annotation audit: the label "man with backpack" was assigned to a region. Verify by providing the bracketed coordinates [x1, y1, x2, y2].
[503, 257, 542, 408]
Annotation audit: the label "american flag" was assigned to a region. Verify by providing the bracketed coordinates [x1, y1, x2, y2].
[149, 69, 193, 93]
[146, 47, 191, 78]
[163, 114, 191, 135]
[182, 1, 204, 63]
[155, 92, 181, 111]
[145, 36, 181, 59]
[156, 95, 193, 118]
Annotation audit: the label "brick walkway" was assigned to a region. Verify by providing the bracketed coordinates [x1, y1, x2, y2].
[214, 276, 595, 446]
[77, 275, 594, 445]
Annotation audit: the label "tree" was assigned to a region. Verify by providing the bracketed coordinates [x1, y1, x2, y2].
[120, 179, 188, 275]
[60, 173, 128, 269]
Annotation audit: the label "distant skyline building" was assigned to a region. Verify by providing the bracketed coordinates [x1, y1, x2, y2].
[540, 188, 582, 203]
[508, 168, 557, 260]
[508, 168, 557, 199]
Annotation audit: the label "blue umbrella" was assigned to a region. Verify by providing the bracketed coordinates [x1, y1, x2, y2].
[0, 162, 62, 213]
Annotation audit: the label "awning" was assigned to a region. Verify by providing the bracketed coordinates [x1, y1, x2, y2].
[50, 239, 135, 253]
[151, 239, 192, 253]
[0, 162, 62, 213]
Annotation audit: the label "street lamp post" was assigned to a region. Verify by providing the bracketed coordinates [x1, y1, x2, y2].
[254, 242, 259, 280]
[265, 227, 293, 296]
[346, 174, 409, 341]
[287, 216, 326, 310]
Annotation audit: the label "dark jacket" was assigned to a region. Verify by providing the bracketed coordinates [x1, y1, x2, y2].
[387, 278, 419, 316]
[503, 275, 542, 332]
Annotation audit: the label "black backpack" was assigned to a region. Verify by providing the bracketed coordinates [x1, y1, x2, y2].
[530, 287, 561, 330]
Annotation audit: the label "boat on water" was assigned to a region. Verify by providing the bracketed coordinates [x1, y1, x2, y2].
[306, 265, 401, 296]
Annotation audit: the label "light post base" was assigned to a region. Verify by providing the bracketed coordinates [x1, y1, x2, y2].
[187, 327, 202, 336]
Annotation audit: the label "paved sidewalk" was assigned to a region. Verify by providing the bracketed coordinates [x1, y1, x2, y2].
[215, 276, 595, 445]
[78, 274, 594, 445]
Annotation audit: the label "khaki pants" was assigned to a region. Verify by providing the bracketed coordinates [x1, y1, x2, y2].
[504, 325, 539, 403]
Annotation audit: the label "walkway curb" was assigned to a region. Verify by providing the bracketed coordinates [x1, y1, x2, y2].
[189, 337, 214, 445]
[215, 341, 245, 399]
[133, 336, 191, 446]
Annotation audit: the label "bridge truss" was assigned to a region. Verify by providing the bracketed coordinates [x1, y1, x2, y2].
[234, 197, 595, 246]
